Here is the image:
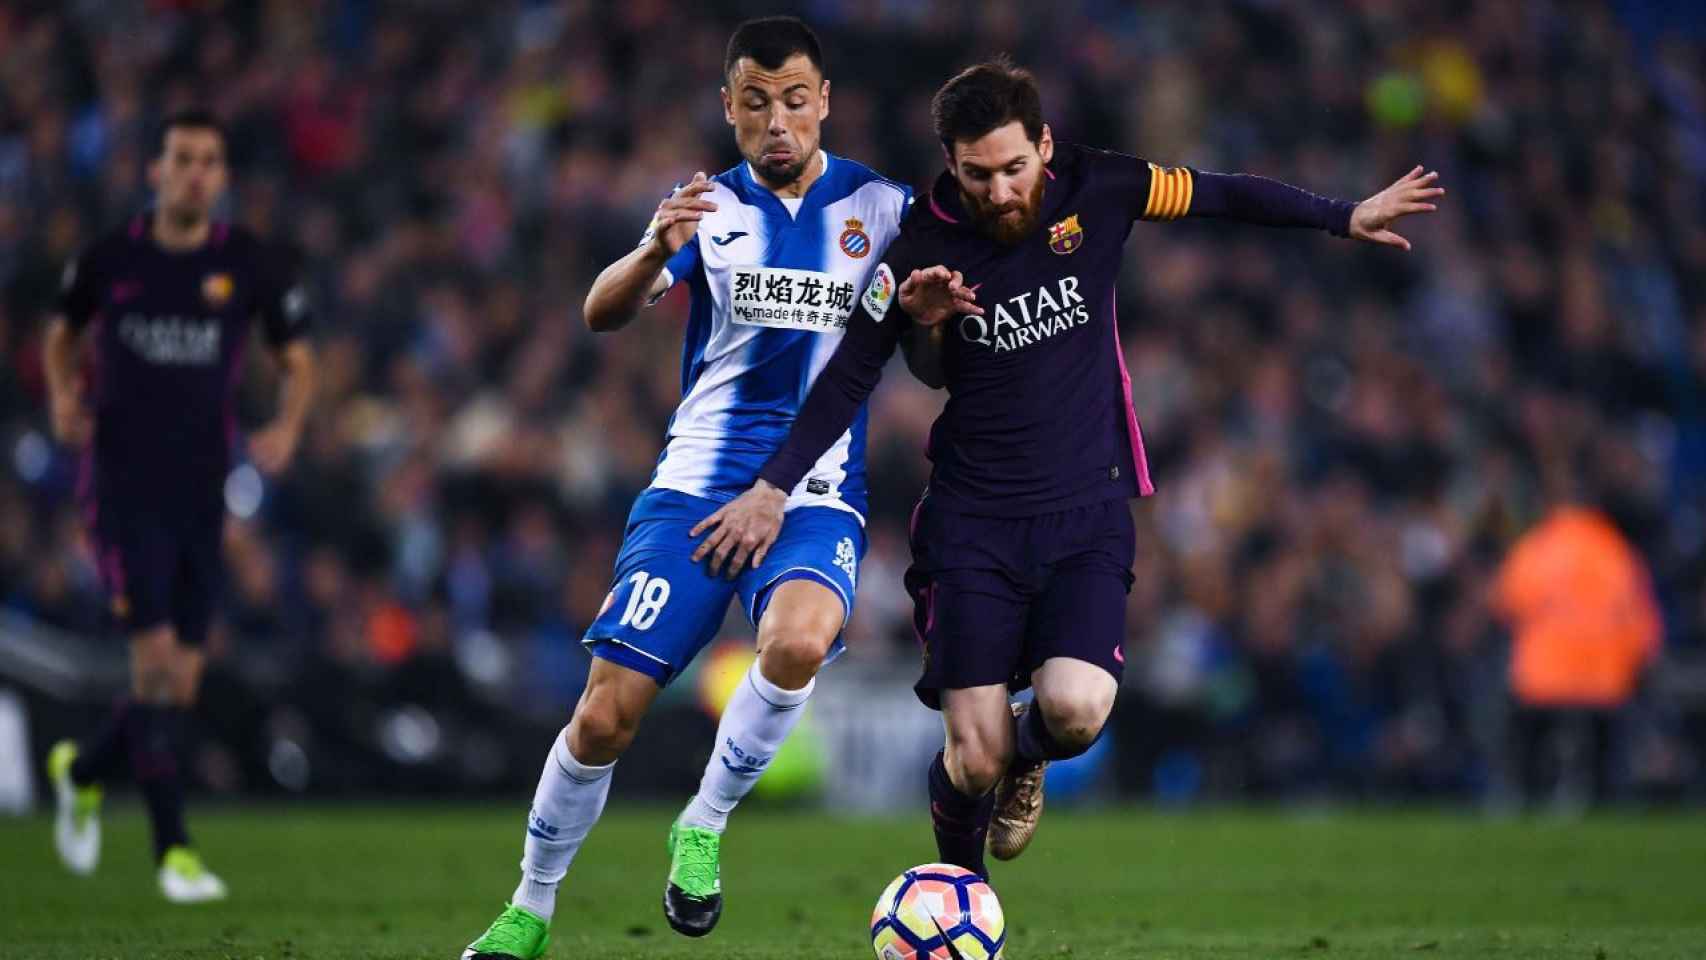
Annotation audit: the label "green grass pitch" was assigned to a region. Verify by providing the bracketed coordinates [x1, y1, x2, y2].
[2, 805, 1702, 958]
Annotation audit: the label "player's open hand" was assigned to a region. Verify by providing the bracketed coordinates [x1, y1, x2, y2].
[689, 479, 787, 578]
[49, 385, 92, 446]
[899, 266, 982, 327]
[249, 420, 301, 475]
[648, 172, 719, 257]
[1349, 166, 1444, 251]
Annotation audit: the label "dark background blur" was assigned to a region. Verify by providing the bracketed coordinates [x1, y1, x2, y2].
[2, 0, 1705, 810]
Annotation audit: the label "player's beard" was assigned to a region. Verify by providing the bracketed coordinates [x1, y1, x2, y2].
[964, 174, 1047, 246]
[163, 190, 213, 234]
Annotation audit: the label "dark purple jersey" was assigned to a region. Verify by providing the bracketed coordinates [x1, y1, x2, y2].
[760, 144, 1355, 517]
[61, 218, 310, 502]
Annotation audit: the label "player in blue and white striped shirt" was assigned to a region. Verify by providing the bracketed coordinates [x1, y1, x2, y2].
[461, 18, 913, 959]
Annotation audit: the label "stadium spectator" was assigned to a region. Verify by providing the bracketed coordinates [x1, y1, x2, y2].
[1494, 504, 1662, 805]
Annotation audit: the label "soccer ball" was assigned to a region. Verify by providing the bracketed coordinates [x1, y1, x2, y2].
[869, 863, 1005, 959]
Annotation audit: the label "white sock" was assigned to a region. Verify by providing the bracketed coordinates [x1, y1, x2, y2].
[512, 729, 615, 921]
[679, 661, 813, 833]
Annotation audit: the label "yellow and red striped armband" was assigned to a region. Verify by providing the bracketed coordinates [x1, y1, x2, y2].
[1141, 163, 1194, 221]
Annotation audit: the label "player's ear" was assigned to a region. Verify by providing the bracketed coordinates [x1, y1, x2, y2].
[1038, 124, 1054, 165]
[721, 86, 735, 126]
[146, 155, 162, 192]
[941, 143, 956, 175]
[818, 79, 830, 122]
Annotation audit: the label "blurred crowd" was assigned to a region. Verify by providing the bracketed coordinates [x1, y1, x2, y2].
[2, 0, 1705, 801]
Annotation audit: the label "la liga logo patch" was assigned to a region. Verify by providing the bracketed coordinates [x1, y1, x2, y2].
[839, 217, 871, 258]
[1047, 214, 1084, 255]
[862, 262, 896, 321]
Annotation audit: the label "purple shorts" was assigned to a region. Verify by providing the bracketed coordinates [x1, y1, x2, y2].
[904, 495, 1135, 710]
[85, 486, 222, 647]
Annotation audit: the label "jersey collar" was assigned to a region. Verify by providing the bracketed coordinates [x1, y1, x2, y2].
[740, 151, 831, 220]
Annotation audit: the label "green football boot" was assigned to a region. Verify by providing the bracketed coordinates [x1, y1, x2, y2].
[663, 819, 722, 937]
[461, 903, 550, 960]
[47, 740, 102, 876]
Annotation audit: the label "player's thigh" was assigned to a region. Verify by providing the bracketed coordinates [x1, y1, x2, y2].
[583, 511, 738, 688]
[741, 506, 865, 655]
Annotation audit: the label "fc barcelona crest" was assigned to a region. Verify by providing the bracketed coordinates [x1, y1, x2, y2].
[839, 217, 871, 258]
[202, 272, 234, 307]
[1047, 214, 1083, 255]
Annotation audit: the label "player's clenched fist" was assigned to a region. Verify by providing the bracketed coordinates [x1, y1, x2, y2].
[646, 172, 720, 257]
[899, 265, 982, 327]
[689, 479, 787, 578]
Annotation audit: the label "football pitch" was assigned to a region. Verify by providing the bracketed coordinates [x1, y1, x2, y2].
[2, 806, 1702, 959]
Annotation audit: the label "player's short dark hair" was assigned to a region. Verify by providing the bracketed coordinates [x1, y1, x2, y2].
[724, 16, 825, 80]
[932, 56, 1044, 151]
[155, 109, 227, 156]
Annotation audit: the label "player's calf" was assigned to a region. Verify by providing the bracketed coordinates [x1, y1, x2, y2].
[932, 685, 1014, 878]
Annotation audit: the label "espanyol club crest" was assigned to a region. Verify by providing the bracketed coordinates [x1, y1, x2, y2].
[202, 272, 234, 307]
[839, 217, 871, 258]
[1047, 214, 1083, 255]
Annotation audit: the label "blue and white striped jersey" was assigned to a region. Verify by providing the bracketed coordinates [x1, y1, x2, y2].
[645, 152, 911, 521]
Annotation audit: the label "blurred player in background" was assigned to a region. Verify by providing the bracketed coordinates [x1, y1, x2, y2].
[461, 18, 916, 958]
[698, 58, 1443, 879]
[43, 110, 317, 902]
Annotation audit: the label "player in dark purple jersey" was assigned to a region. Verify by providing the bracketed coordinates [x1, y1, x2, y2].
[42, 110, 317, 902]
[692, 59, 1442, 878]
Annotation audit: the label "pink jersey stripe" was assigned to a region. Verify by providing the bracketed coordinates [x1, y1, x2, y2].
[928, 192, 959, 224]
[1111, 296, 1154, 496]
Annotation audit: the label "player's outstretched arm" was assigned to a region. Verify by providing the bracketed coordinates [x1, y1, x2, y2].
[42, 317, 91, 445]
[1154, 162, 1442, 246]
[250, 340, 316, 475]
[583, 173, 718, 332]
[1345, 166, 1444, 252]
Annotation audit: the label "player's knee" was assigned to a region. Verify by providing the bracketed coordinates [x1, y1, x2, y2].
[944, 733, 1009, 796]
[129, 627, 180, 702]
[569, 694, 642, 761]
[1039, 690, 1114, 753]
[757, 596, 841, 677]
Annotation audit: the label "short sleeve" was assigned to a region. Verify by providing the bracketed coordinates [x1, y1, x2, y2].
[256, 243, 312, 346]
[58, 246, 105, 331]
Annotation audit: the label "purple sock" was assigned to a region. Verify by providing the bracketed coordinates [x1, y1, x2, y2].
[70, 697, 133, 787]
[928, 751, 994, 879]
[1014, 703, 1084, 766]
[129, 705, 191, 861]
